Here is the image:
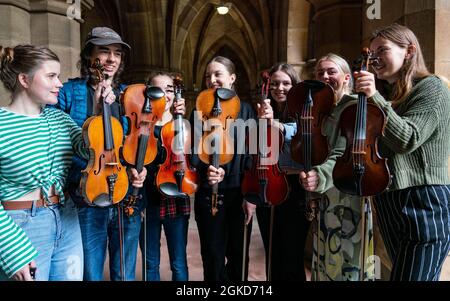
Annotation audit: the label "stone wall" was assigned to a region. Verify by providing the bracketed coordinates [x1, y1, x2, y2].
[0, 0, 92, 106]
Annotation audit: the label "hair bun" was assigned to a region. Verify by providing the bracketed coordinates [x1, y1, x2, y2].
[0, 46, 14, 67]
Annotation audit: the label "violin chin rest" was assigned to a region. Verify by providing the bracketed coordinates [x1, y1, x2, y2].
[159, 182, 189, 199]
[215, 88, 236, 100]
[93, 194, 113, 207]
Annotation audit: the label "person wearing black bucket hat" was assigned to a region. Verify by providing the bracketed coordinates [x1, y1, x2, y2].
[50, 26, 146, 281]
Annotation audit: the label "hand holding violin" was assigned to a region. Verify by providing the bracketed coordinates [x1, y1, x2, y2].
[242, 200, 256, 225]
[128, 167, 147, 188]
[354, 70, 377, 98]
[256, 98, 273, 119]
[173, 97, 186, 115]
[207, 165, 225, 185]
[93, 78, 116, 115]
[299, 169, 320, 192]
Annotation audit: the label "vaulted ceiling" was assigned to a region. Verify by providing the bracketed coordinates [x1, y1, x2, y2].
[81, 0, 290, 102]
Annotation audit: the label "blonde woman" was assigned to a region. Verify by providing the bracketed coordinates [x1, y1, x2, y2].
[299, 53, 375, 281]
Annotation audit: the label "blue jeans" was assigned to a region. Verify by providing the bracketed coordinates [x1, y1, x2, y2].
[77, 205, 141, 281]
[1, 197, 83, 281]
[139, 205, 189, 281]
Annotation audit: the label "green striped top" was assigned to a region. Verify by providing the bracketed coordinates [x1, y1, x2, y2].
[0, 106, 87, 278]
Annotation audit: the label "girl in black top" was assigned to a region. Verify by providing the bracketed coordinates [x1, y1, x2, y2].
[190, 56, 256, 281]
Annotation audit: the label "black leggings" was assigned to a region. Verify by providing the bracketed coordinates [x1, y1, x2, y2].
[256, 176, 310, 281]
[194, 187, 252, 281]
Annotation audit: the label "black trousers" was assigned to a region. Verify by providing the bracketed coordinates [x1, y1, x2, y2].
[194, 187, 252, 281]
[256, 175, 310, 281]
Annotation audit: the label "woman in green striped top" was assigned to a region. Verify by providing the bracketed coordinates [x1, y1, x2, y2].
[0, 44, 132, 281]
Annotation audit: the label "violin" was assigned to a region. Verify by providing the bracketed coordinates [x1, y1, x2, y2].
[120, 83, 166, 215]
[332, 48, 391, 196]
[287, 80, 335, 220]
[156, 76, 198, 198]
[241, 71, 289, 206]
[80, 59, 129, 207]
[196, 87, 240, 215]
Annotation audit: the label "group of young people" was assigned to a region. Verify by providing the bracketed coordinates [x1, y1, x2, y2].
[0, 22, 449, 282]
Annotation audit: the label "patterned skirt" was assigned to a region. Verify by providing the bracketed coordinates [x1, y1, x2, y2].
[311, 188, 375, 281]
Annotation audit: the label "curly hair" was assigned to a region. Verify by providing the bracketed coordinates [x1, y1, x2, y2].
[78, 43, 126, 88]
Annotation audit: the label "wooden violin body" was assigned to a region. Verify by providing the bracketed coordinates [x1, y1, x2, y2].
[332, 104, 390, 196]
[288, 80, 335, 167]
[242, 72, 289, 206]
[157, 119, 198, 197]
[241, 125, 289, 206]
[80, 58, 129, 207]
[120, 84, 166, 215]
[196, 88, 240, 165]
[81, 109, 129, 207]
[332, 48, 391, 197]
[288, 80, 335, 221]
[121, 84, 166, 167]
[196, 87, 240, 215]
[157, 78, 198, 198]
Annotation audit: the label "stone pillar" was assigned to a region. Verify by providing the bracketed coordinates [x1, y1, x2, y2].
[287, 0, 310, 77]
[308, 0, 363, 65]
[0, 1, 32, 105]
[362, 0, 448, 77]
[0, 0, 93, 106]
[435, 0, 450, 80]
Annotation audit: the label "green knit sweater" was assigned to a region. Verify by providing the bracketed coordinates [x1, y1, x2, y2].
[370, 75, 450, 191]
[313, 94, 357, 193]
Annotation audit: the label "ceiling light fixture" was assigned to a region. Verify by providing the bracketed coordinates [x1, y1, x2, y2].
[217, 3, 231, 15]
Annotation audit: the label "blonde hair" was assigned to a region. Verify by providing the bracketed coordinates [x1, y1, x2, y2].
[371, 23, 430, 106]
[314, 53, 353, 95]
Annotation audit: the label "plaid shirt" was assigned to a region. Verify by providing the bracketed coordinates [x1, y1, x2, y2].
[159, 196, 191, 219]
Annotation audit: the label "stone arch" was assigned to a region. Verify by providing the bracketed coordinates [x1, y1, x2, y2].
[195, 36, 255, 91]
[171, 0, 271, 81]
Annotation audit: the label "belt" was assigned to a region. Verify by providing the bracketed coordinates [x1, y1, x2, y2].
[1, 195, 61, 211]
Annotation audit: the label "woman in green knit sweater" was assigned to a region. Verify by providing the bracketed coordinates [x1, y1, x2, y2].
[354, 23, 450, 281]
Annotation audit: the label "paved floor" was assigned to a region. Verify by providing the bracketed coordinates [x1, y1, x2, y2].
[152, 213, 267, 281]
[103, 208, 450, 281]
[104, 211, 269, 281]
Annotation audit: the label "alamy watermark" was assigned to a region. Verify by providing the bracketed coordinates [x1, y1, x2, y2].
[66, 255, 82, 280]
[366, 0, 381, 20]
[184, 112, 281, 166]
[66, 0, 82, 20]
[366, 255, 382, 280]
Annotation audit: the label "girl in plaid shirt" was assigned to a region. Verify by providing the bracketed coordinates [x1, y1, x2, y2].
[139, 71, 189, 281]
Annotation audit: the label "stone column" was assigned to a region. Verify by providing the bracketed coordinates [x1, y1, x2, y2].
[287, 0, 310, 77]
[308, 0, 363, 64]
[0, 0, 93, 105]
[435, 0, 450, 80]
